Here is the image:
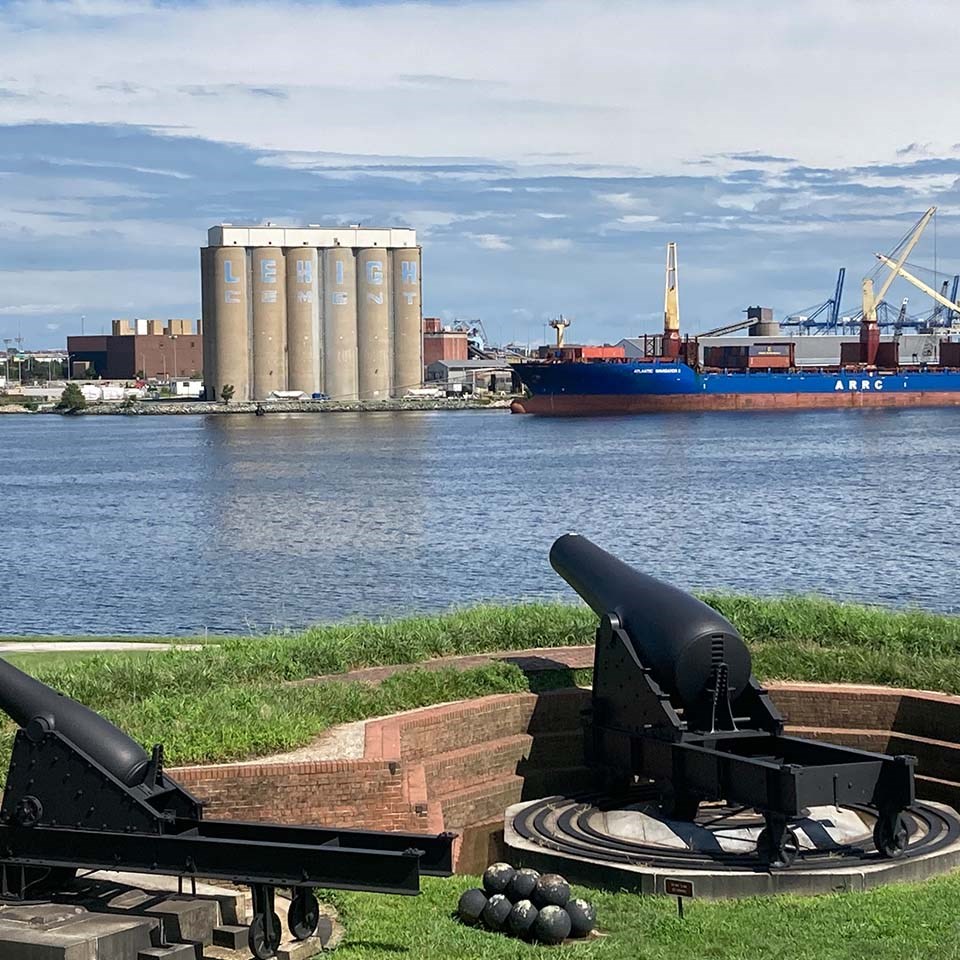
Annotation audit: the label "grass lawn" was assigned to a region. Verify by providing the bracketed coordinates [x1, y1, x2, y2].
[324, 874, 960, 960]
[2, 599, 960, 958]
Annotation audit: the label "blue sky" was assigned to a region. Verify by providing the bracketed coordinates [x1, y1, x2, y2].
[1, 0, 959, 349]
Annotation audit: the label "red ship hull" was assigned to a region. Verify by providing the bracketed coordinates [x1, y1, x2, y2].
[511, 391, 960, 416]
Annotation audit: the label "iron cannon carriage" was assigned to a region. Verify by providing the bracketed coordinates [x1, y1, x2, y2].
[0, 657, 454, 958]
[550, 534, 916, 867]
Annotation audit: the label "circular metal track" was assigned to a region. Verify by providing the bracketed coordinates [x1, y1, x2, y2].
[511, 787, 960, 873]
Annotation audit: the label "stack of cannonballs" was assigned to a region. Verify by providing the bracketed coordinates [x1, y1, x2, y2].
[457, 863, 597, 945]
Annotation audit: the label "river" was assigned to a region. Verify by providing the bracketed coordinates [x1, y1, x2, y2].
[1, 408, 955, 635]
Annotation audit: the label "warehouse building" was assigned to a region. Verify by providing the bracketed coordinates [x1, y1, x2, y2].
[200, 224, 423, 402]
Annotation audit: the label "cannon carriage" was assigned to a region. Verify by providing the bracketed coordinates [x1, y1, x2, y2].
[0, 657, 454, 958]
[550, 534, 916, 867]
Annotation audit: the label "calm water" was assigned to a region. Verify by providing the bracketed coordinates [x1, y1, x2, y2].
[1, 408, 957, 635]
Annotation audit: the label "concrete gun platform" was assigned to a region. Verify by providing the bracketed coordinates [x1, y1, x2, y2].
[0, 872, 337, 960]
[506, 787, 960, 898]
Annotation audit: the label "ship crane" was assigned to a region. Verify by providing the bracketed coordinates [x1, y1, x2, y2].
[876, 253, 960, 320]
[861, 206, 936, 363]
[662, 242, 681, 358]
[550, 315, 571, 348]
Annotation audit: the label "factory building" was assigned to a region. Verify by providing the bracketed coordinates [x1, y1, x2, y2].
[67, 320, 201, 380]
[200, 225, 423, 402]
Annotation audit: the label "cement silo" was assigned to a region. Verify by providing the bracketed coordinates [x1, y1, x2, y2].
[323, 248, 358, 401]
[202, 226, 419, 404]
[286, 248, 321, 395]
[199, 246, 216, 398]
[251, 248, 287, 398]
[357, 249, 391, 400]
[392, 248, 422, 396]
[212, 246, 250, 400]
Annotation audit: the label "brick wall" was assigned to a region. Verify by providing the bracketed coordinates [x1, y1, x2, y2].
[172, 758, 428, 833]
[169, 682, 960, 872]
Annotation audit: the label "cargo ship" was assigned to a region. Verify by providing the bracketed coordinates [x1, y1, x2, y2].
[512, 219, 960, 416]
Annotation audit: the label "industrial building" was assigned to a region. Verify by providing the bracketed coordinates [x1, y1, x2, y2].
[425, 359, 517, 393]
[423, 318, 469, 369]
[200, 224, 423, 402]
[67, 320, 201, 380]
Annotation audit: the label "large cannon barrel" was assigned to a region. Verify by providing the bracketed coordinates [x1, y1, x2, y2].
[0, 658, 150, 787]
[549, 534, 752, 708]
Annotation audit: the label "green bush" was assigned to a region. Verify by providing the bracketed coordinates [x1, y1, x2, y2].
[55, 383, 86, 413]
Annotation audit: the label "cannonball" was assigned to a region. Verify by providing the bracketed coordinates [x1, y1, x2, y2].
[532, 903, 572, 945]
[456, 888, 488, 925]
[506, 867, 540, 903]
[565, 898, 597, 938]
[481, 893, 512, 931]
[532, 873, 571, 909]
[482, 862, 517, 896]
[506, 898, 539, 939]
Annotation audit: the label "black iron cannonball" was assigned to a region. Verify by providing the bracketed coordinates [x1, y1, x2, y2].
[532, 904, 572, 945]
[482, 862, 517, 896]
[481, 893, 513, 931]
[565, 898, 597, 938]
[506, 867, 540, 903]
[456, 888, 488, 925]
[532, 873, 571, 909]
[506, 898, 539, 939]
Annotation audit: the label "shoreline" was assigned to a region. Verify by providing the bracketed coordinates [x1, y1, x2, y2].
[0, 396, 515, 416]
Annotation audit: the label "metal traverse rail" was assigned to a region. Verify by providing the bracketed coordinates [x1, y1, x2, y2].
[0, 657, 454, 959]
[510, 791, 960, 873]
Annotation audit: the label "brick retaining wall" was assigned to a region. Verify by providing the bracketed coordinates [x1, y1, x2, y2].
[170, 680, 960, 874]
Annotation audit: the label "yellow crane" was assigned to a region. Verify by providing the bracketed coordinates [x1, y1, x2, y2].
[875, 254, 960, 320]
[861, 206, 936, 323]
[663, 242, 680, 358]
[549, 315, 571, 348]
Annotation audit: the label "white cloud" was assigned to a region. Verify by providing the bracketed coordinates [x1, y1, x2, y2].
[2, 0, 958, 173]
[465, 233, 512, 251]
[531, 238, 572, 251]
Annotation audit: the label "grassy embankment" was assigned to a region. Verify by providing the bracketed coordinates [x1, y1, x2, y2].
[2, 597, 960, 771]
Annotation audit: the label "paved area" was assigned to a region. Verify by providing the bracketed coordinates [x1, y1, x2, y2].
[0, 641, 206, 653]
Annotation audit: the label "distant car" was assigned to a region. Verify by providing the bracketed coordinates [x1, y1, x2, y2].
[311, 392, 330, 400]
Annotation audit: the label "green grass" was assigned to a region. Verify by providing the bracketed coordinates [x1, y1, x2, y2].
[1, 597, 958, 774]
[322, 874, 960, 960]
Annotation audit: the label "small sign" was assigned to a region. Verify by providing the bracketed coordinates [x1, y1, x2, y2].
[665, 879, 694, 898]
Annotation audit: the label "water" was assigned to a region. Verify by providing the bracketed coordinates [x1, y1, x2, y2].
[1, 408, 956, 635]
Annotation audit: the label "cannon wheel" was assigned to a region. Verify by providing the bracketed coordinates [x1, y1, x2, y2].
[288, 889, 320, 941]
[249, 911, 282, 960]
[757, 825, 799, 869]
[874, 812, 909, 859]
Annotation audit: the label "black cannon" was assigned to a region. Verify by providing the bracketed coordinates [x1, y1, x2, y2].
[0, 658, 454, 958]
[551, 534, 916, 868]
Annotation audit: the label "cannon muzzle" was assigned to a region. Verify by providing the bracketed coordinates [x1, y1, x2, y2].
[549, 534, 751, 708]
[0, 658, 149, 786]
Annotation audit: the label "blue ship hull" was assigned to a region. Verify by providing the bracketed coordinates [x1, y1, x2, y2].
[511, 361, 960, 415]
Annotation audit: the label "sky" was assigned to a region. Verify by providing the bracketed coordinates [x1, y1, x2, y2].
[2, 0, 960, 349]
